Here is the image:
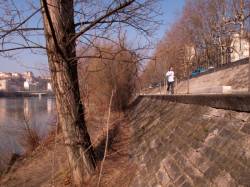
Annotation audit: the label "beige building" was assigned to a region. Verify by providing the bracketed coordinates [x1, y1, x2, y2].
[47, 82, 53, 92]
[11, 72, 22, 79]
[185, 45, 196, 61]
[0, 79, 23, 91]
[23, 81, 39, 91]
[0, 80, 8, 91]
[23, 71, 34, 82]
[230, 33, 249, 62]
[0, 71, 52, 92]
[0, 72, 12, 79]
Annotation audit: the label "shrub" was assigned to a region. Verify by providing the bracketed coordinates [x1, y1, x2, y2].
[79, 41, 138, 111]
[18, 115, 41, 153]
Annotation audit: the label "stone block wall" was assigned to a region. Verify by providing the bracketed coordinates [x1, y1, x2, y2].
[127, 97, 250, 186]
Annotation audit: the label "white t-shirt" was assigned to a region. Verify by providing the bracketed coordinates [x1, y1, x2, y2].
[166, 70, 174, 82]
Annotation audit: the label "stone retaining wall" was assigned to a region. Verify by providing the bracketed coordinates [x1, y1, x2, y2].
[127, 97, 250, 186]
[143, 94, 250, 112]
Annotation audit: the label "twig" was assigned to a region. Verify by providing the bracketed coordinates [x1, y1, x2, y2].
[51, 118, 59, 187]
[0, 8, 41, 40]
[97, 90, 114, 187]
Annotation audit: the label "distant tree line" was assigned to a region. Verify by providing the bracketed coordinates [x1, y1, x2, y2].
[141, 0, 250, 87]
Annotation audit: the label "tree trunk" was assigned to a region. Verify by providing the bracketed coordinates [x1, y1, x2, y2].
[40, 0, 96, 186]
[248, 34, 250, 92]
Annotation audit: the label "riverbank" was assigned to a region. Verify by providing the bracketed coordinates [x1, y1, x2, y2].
[0, 109, 132, 187]
[0, 96, 56, 179]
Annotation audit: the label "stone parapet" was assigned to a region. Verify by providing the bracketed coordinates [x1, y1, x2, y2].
[141, 94, 250, 112]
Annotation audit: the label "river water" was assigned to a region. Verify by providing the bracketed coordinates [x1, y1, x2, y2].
[0, 97, 56, 156]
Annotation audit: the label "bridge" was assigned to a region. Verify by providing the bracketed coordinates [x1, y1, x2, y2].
[0, 91, 54, 98]
[16, 91, 53, 98]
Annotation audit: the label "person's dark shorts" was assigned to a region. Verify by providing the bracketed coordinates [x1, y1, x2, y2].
[167, 81, 174, 91]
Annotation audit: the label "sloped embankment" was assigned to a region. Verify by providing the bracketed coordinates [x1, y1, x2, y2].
[1, 96, 250, 187]
[127, 96, 250, 186]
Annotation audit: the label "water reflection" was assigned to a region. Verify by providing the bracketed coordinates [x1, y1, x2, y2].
[24, 98, 30, 118]
[0, 99, 6, 124]
[47, 98, 53, 113]
[0, 97, 56, 155]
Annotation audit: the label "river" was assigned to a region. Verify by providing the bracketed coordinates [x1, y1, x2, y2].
[0, 97, 56, 157]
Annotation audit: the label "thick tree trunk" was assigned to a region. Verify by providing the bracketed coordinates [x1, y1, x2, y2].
[40, 0, 96, 186]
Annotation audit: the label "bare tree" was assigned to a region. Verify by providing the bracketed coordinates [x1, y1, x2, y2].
[142, 0, 249, 90]
[0, 0, 160, 185]
[222, 0, 250, 91]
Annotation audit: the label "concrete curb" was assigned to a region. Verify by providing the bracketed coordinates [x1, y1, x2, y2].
[140, 94, 250, 112]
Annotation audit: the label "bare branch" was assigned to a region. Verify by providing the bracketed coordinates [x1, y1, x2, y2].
[0, 46, 46, 52]
[0, 8, 41, 40]
[68, 0, 135, 45]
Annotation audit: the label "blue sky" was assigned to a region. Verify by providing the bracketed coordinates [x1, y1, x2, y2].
[155, 0, 185, 40]
[0, 0, 185, 75]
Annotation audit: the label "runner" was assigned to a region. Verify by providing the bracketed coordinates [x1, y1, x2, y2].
[166, 66, 175, 95]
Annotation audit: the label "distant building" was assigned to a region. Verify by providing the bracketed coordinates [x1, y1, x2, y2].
[23, 71, 34, 78]
[185, 45, 196, 61]
[40, 75, 51, 80]
[23, 71, 34, 82]
[11, 72, 22, 79]
[24, 81, 30, 90]
[23, 80, 39, 91]
[0, 80, 8, 91]
[0, 71, 52, 92]
[47, 82, 53, 92]
[0, 72, 12, 79]
[0, 79, 23, 91]
[231, 33, 249, 62]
